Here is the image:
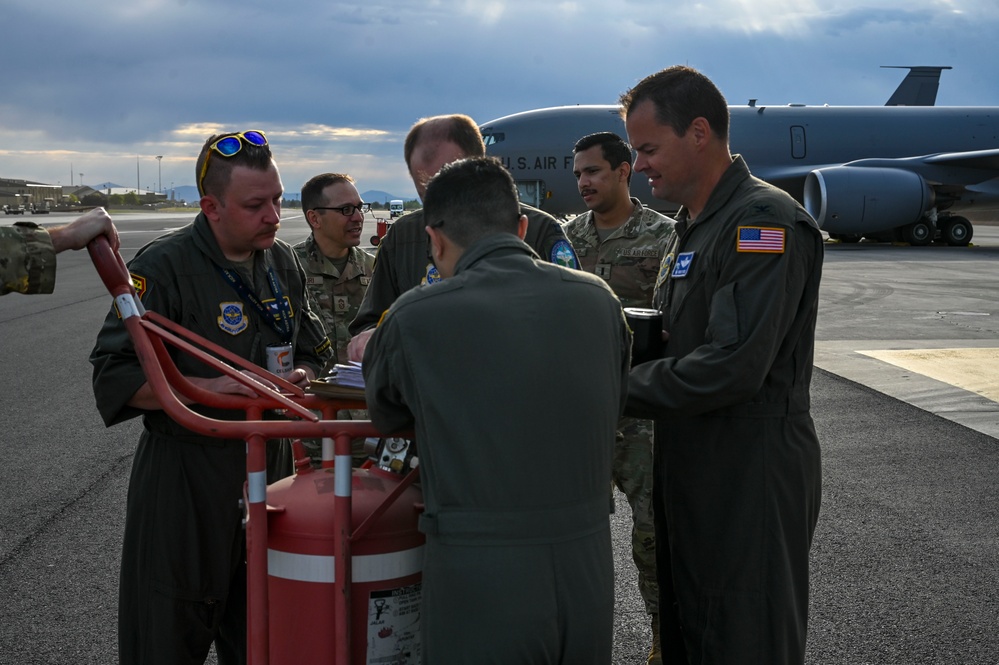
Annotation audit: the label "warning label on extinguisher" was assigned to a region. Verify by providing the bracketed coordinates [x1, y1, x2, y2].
[366, 583, 422, 664]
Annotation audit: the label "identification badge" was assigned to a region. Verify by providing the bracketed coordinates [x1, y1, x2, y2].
[671, 251, 695, 278]
[306, 276, 323, 286]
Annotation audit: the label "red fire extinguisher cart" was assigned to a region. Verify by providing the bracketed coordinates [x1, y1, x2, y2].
[87, 237, 422, 664]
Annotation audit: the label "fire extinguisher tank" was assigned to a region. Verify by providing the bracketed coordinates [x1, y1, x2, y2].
[266, 465, 424, 664]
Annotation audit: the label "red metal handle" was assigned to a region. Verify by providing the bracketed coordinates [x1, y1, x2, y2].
[87, 235, 134, 298]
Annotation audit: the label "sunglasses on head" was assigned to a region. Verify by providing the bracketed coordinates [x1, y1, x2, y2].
[197, 130, 268, 196]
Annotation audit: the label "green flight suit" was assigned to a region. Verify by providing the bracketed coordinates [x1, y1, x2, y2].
[90, 212, 332, 665]
[627, 157, 823, 664]
[364, 233, 631, 664]
[349, 204, 579, 334]
[562, 197, 675, 616]
[1, 223, 57, 295]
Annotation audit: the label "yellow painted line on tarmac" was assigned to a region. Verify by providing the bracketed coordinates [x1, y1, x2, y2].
[857, 348, 999, 404]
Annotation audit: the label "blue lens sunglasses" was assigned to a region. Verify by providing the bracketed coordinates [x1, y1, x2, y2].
[197, 130, 268, 196]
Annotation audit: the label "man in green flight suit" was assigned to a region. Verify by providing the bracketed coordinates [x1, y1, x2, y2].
[346, 113, 579, 361]
[622, 66, 824, 665]
[90, 130, 332, 665]
[363, 156, 631, 664]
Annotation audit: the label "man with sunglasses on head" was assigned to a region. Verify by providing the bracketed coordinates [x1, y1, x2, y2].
[294, 172, 374, 464]
[346, 113, 580, 362]
[90, 130, 332, 665]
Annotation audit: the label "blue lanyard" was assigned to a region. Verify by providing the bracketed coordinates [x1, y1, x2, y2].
[218, 264, 293, 342]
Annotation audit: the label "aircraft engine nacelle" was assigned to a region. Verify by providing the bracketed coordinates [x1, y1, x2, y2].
[803, 166, 935, 235]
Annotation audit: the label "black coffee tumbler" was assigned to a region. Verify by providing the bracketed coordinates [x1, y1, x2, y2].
[624, 307, 663, 366]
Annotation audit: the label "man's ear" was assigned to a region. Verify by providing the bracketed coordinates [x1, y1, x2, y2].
[516, 214, 528, 240]
[618, 161, 632, 184]
[305, 209, 320, 229]
[201, 195, 222, 222]
[426, 225, 446, 262]
[689, 116, 711, 148]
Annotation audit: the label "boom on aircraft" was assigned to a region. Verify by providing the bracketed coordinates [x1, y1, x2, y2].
[481, 66, 999, 246]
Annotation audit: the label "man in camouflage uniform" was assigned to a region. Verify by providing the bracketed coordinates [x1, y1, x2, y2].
[563, 131, 675, 665]
[294, 173, 375, 464]
[1, 208, 117, 295]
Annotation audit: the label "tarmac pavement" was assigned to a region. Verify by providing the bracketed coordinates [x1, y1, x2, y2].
[1, 212, 998, 663]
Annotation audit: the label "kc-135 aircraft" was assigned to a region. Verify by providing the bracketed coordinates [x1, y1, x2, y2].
[481, 67, 999, 245]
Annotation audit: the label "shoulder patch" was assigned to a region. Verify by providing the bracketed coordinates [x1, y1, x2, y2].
[424, 263, 442, 285]
[737, 226, 785, 253]
[129, 272, 147, 299]
[550, 239, 579, 269]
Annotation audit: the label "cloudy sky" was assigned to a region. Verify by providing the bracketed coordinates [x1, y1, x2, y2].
[2, 0, 998, 200]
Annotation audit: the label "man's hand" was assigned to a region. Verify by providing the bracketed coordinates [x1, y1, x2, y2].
[50, 207, 119, 253]
[347, 328, 375, 363]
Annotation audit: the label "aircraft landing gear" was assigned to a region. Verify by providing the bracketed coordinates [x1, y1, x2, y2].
[940, 216, 973, 246]
[902, 220, 933, 246]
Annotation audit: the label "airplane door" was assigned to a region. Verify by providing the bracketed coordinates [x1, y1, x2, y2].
[515, 180, 545, 207]
[791, 126, 806, 159]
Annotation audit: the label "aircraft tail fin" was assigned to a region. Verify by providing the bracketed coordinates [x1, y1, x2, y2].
[882, 66, 952, 106]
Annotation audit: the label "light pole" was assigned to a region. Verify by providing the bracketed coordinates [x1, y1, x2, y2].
[156, 156, 163, 194]
[79, 173, 84, 187]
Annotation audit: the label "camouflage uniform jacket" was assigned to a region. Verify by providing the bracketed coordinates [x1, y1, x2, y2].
[1, 223, 57, 295]
[562, 198, 675, 308]
[293, 234, 374, 365]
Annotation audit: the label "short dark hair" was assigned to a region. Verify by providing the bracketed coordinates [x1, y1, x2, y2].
[573, 132, 634, 185]
[196, 131, 274, 199]
[301, 173, 354, 212]
[423, 157, 520, 249]
[619, 66, 730, 142]
[403, 114, 485, 169]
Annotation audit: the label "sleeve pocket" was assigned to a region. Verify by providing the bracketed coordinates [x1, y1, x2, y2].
[706, 282, 739, 348]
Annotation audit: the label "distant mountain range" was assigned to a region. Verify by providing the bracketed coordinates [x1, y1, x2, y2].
[84, 183, 410, 206]
[161, 187, 405, 205]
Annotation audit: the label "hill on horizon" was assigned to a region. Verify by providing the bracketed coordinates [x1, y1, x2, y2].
[161, 186, 409, 205]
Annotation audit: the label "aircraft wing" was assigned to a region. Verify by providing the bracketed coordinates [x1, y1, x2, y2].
[840, 148, 999, 185]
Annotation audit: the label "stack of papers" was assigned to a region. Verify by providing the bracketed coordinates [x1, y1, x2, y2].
[322, 361, 365, 389]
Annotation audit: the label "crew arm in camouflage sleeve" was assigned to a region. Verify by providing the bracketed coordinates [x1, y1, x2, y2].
[1, 223, 57, 295]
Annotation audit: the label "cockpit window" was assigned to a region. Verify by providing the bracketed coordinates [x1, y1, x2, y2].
[482, 131, 505, 146]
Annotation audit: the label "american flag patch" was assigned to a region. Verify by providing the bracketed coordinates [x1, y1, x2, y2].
[737, 226, 785, 253]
